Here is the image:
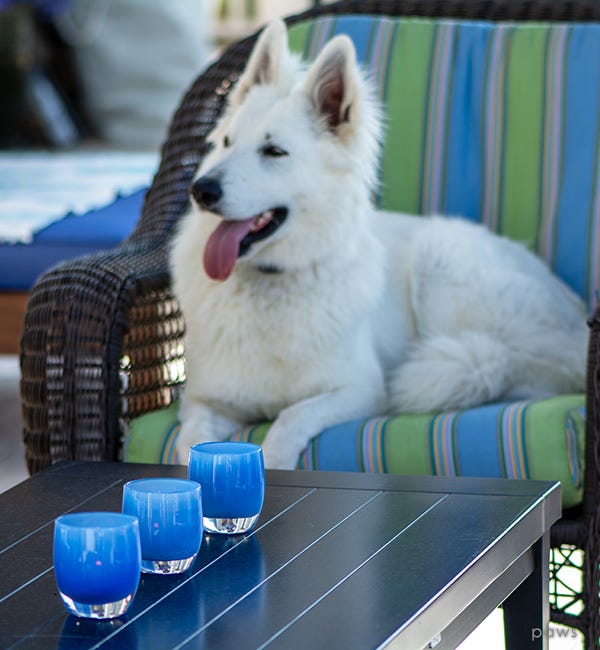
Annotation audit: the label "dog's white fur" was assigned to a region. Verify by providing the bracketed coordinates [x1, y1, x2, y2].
[170, 20, 588, 469]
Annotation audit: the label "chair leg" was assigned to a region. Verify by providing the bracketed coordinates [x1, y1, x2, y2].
[584, 515, 600, 648]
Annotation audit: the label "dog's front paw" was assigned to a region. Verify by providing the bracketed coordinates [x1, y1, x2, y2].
[175, 401, 243, 465]
[175, 425, 218, 466]
[260, 439, 299, 470]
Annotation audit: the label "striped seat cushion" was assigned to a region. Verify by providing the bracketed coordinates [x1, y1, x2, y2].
[124, 17, 598, 509]
[124, 395, 585, 508]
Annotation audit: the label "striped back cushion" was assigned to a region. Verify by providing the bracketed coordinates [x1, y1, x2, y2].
[288, 17, 600, 308]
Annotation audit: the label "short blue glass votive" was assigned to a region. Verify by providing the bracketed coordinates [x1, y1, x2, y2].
[122, 478, 203, 574]
[53, 512, 141, 619]
[188, 442, 265, 534]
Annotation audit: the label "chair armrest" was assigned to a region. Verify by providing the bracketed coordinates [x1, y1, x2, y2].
[20, 240, 184, 474]
[18, 34, 254, 475]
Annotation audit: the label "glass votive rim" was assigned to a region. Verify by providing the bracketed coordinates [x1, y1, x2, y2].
[55, 511, 139, 530]
[122, 477, 202, 495]
[189, 441, 264, 456]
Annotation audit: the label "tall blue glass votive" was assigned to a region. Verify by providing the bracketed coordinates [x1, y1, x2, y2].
[53, 512, 141, 619]
[188, 442, 265, 534]
[122, 478, 203, 574]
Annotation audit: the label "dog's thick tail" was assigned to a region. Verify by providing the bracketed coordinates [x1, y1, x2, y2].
[387, 331, 519, 413]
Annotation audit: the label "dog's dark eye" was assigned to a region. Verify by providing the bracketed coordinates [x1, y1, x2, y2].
[261, 144, 288, 158]
[223, 135, 230, 148]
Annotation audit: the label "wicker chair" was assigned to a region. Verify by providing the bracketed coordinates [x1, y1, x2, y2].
[20, 0, 600, 644]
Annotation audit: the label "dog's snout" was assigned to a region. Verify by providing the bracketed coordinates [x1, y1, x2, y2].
[191, 176, 223, 209]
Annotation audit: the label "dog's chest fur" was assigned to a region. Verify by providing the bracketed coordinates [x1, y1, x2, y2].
[180, 257, 384, 421]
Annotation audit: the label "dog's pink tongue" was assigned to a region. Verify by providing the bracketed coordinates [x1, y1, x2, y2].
[203, 218, 256, 281]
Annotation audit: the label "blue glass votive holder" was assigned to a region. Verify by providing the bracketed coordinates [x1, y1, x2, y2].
[53, 512, 141, 619]
[122, 478, 203, 574]
[188, 442, 265, 534]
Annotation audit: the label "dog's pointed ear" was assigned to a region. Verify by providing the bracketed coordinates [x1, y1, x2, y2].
[228, 19, 291, 107]
[302, 35, 358, 133]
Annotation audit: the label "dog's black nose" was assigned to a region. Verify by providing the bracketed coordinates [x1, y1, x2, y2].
[191, 176, 223, 209]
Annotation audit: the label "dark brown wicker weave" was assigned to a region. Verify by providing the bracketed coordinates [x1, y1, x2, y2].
[20, 0, 600, 644]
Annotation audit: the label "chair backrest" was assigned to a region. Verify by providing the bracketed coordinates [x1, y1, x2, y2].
[288, 15, 600, 309]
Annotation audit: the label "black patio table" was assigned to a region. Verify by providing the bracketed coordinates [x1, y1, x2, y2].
[0, 461, 560, 649]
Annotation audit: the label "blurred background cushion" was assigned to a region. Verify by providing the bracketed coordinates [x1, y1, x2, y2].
[0, 151, 157, 289]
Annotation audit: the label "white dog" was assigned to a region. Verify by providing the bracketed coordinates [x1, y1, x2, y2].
[170, 20, 587, 469]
